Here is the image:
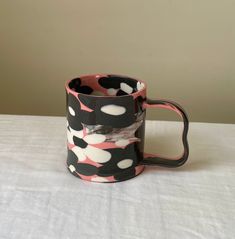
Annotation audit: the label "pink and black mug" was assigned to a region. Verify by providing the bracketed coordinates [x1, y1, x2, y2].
[65, 74, 189, 183]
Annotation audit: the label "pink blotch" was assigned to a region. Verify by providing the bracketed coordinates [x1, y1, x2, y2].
[132, 88, 146, 99]
[68, 143, 75, 150]
[77, 173, 94, 181]
[144, 152, 183, 160]
[80, 158, 103, 168]
[91, 175, 116, 182]
[65, 85, 78, 98]
[135, 165, 145, 176]
[92, 142, 118, 149]
[143, 102, 182, 118]
[82, 128, 87, 137]
[76, 173, 116, 183]
[92, 139, 139, 150]
[77, 97, 94, 112]
[106, 176, 116, 182]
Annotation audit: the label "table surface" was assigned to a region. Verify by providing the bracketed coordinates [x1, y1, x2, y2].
[0, 115, 234, 239]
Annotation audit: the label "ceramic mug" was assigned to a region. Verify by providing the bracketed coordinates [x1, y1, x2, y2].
[65, 74, 189, 183]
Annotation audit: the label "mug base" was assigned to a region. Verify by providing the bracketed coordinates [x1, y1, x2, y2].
[67, 164, 145, 183]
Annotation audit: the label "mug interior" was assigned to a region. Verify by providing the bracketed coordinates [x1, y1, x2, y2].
[68, 74, 145, 97]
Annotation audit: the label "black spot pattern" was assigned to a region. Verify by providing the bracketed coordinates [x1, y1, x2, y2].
[67, 93, 96, 126]
[67, 150, 78, 165]
[66, 74, 147, 182]
[76, 163, 98, 176]
[69, 77, 93, 94]
[97, 144, 139, 177]
[67, 149, 98, 176]
[98, 75, 138, 96]
[67, 150, 81, 178]
[98, 76, 121, 89]
[73, 136, 88, 149]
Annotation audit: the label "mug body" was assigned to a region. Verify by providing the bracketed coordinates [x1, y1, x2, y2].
[65, 74, 147, 182]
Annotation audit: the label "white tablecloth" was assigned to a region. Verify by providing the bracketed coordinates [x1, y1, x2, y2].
[0, 115, 234, 239]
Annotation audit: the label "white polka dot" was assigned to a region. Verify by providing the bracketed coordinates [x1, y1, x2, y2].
[137, 81, 145, 91]
[83, 134, 106, 144]
[72, 146, 86, 161]
[120, 83, 133, 94]
[101, 104, 126, 116]
[68, 106, 75, 116]
[69, 165, 76, 172]
[91, 177, 109, 182]
[84, 145, 111, 163]
[117, 159, 133, 169]
[115, 139, 129, 147]
[107, 88, 118, 96]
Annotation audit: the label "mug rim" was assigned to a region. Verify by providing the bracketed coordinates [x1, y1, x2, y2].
[65, 73, 147, 98]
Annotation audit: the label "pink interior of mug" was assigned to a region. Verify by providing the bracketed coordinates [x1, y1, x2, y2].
[67, 74, 146, 97]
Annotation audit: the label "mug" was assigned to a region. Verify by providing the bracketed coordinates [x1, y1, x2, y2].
[65, 74, 189, 183]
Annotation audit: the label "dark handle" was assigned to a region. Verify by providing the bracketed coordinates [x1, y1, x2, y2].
[140, 99, 189, 167]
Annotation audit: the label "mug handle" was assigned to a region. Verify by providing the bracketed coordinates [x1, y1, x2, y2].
[140, 99, 189, 167]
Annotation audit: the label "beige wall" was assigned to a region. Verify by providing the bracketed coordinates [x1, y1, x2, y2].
[0, 1, 235, 123]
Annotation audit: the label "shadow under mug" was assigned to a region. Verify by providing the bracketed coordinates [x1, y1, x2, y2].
[65, 74, 189, 183]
